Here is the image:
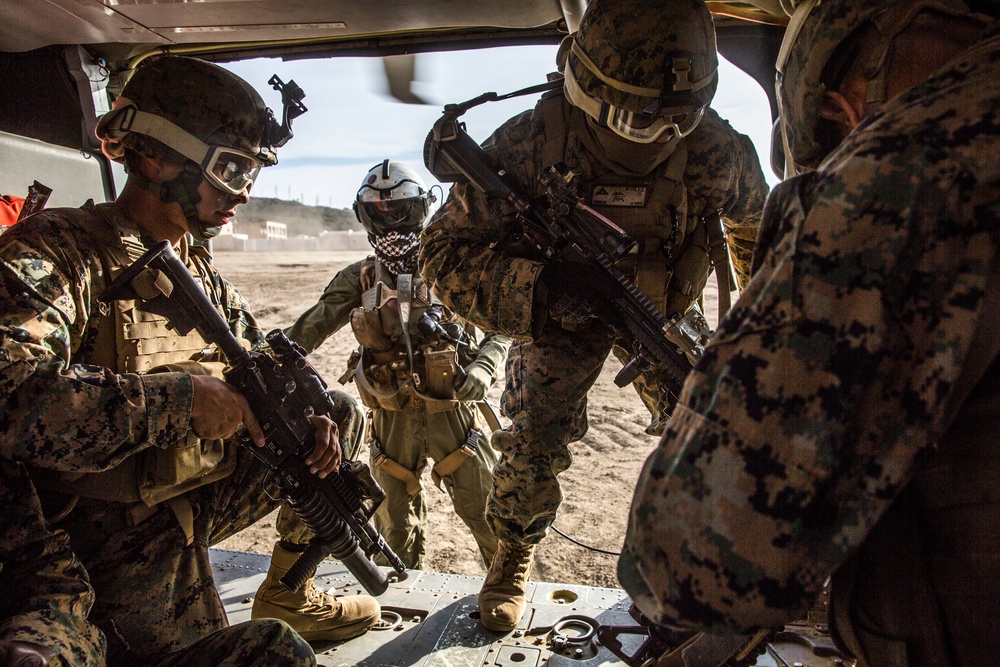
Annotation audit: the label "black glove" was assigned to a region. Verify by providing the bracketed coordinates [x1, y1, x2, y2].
[535, 261, 609, 334]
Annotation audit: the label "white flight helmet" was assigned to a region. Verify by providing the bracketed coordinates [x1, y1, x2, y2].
[353, 160, 435, 235]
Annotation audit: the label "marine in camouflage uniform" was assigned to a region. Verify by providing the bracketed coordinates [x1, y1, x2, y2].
[0, 458, 105, 666]
[278, 160, 510, 571]
[0, 56, 377, 666]
[420, 0, 767, 632]
[619, 2, 1000, 665]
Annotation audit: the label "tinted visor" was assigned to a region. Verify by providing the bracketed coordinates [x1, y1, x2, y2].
[202, 147, 265, 195]
[356, 197, 427, 234]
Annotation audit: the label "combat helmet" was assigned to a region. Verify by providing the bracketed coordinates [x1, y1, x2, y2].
[776, 0, 987, 176]
[559, 0, 719, 144]
[354, 160, 436, 236]
[95, 56, 282, 239]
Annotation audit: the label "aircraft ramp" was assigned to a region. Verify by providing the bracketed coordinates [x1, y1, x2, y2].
[212, 549, 847, 667]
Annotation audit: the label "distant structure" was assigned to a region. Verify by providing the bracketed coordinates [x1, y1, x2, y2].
[213, 217, 371, 252]
[240, 220, 288, 240]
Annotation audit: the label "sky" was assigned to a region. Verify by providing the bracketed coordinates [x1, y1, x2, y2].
[223, 45, 778, 212]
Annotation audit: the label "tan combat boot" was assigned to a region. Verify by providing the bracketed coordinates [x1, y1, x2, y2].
[252, 543, 381, 641]
[478, 540, 534, 632]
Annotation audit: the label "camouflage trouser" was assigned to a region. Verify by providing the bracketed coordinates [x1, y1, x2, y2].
[0, 459, 106, 667]
[277, 401, 499, 570]
[48, 391, 363, 667]
[490, 322, 673, 545]
[155, 619, 314, 667]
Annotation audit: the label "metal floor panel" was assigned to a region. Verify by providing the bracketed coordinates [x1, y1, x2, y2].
[211, 549, 847, 667]
[212, 548, 636, 666]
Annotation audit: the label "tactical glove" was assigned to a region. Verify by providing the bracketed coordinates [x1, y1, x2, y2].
[454, 358, 494, 402]
[535, 261, 611, 334]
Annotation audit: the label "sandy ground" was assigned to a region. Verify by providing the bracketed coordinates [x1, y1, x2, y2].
[213, 250, 719, 588]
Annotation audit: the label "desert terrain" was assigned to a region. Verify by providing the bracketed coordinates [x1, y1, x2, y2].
[213, 249, 719, 589]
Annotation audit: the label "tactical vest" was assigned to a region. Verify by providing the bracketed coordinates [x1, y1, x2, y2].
[33, 203, 240, 535]
[533, 92, 726, 317]
[348, 257, 471, 413]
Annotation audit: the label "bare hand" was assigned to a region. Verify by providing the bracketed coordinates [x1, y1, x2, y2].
[189, 375, 265, 446]
[304, 414, 341, 478]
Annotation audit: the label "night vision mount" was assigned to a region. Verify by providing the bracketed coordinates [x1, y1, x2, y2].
[266, 74, 308, 148]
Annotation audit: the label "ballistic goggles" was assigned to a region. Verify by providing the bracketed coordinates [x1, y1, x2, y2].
[564, 40, 707, 144]
[96, 101, 276, 195]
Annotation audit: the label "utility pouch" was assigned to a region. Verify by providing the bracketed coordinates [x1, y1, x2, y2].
[140, 358, 235, 506]
[422, 343, 461, 400]
[662, 219, 711, 317]
[350, 306, 394, 351]
[142, 432, 227, 492]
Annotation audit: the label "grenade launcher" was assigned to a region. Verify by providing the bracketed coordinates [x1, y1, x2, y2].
[100, 241, 406, 596]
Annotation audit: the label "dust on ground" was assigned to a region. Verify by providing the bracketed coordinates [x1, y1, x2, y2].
[213, 250, 719, 587]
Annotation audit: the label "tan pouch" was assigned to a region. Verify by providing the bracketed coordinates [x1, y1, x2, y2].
[350, 306, 394, 351]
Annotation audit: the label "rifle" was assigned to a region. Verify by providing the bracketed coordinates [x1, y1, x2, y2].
[100, 241, 406, 596]
[424, 88, 710, 400]
[597, 603, 770, 667]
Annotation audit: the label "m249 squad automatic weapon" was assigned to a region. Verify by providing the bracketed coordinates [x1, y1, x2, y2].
[100, 241, 406, 596]
[424, 84, 710, 404]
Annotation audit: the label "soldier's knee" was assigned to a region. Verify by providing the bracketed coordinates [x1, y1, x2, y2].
[243, 619, 316, 664]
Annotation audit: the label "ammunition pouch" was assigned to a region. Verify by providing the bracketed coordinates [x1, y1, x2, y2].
[35, 359, 238, 545]
[352, 343, 463, 413]
[350, 306, 394, 351]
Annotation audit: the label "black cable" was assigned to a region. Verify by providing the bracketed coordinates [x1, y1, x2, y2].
[550, 524, 621, 557]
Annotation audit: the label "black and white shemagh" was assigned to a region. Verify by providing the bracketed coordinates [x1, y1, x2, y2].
[370, 230, 420, 276]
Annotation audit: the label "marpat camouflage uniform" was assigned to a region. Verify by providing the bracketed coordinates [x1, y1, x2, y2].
[0, 203, 324, 666]
[283, 256, 510, 569]
[0, 458, 106, 666]
[620, 21, 1000, 665]
[421, 95, 767, 545]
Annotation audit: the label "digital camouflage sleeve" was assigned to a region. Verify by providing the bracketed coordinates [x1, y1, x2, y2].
[0, 458, 105, 666]
[619, 30, 1000, 633]
[420, 109, 545, 341]
[684, 109, 769, 290]
[0, 208, 263, 472]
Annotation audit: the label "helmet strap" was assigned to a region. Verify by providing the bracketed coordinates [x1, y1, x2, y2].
[129, 161, 215, 241]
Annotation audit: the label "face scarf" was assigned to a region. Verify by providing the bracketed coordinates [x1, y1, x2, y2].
[574, 110, 683, 177]
[370, 230, 420, 276]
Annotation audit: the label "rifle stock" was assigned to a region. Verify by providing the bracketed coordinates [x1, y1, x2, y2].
[100, 241, 406, 596]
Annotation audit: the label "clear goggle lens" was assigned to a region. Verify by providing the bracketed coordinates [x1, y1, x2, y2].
[564, 62, 704, 144]
[606, 106, 704, 143]
[202, 147, 264, 195]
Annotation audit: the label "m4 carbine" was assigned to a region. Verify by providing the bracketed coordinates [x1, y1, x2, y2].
[424, 88, 710, 403]
[100, 241, 406, 596]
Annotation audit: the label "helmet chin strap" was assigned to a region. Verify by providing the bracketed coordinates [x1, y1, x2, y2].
[129, 161, 220, 241]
